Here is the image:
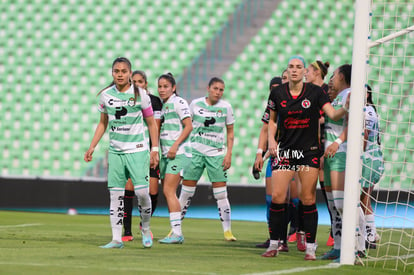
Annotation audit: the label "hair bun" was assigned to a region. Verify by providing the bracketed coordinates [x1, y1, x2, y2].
[167, 72, 174, 77]
[324, 61, 330, 69]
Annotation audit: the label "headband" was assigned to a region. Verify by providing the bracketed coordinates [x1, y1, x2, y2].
[288, 55, 306, 68]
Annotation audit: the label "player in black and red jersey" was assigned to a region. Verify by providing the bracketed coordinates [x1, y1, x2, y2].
[261, 56, 348, 261]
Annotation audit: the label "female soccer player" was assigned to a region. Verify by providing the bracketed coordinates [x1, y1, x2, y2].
[305, 60, 335, 247]
[84, 57, 159, 249]
[262, 56, 348, 260]
[178, 77, 236, 241]
[320, 64, 352, 260]
[122, 70, 163, 242]
[157, 73, 193, 244]
[360, 85, 384, 249]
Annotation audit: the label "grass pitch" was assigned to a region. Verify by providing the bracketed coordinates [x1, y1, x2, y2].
[0, 211, 410, 274]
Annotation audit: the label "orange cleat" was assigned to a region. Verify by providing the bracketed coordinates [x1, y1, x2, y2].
[326, 234, 334, 246]
[122, 235, 134, 242]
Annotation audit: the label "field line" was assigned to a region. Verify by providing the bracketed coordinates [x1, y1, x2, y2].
[0, 262, 217, 274]
[0, 223, 42, 229]
[242, 263, 340, 275]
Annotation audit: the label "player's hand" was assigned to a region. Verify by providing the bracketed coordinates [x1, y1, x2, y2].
[222, 153, 232, 171]
[167, 144, 178, 159]
[268, 140, 278, 157]
[254, 153, 264, 172]
[150, 151, 159, 169]
[84, 148, 94, 162]
[324, 143, 339, 158]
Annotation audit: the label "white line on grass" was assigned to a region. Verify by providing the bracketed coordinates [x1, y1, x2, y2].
[0, 262, 218, 275]
[242, 263, 340, 275]
[0, 223, 42, 229]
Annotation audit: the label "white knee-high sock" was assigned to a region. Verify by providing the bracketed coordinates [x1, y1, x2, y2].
[179, 185, 196, 220]
[170, 212, 182, 236]
[356, 204, 366, 252]
[332, 190, 344, 250]
[135, 186, 152, 231]
[109, 188, 124, 242]
[365, 214, 377, 242]
[213, 187, 231, 232]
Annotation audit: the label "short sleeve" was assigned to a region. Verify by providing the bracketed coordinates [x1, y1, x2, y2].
[226, 103, 235, 125]
[318, 86, 331, 109]
[98, 93, 107, 113]
[175, 97, 191, 120]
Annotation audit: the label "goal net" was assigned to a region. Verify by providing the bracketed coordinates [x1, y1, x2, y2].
[344, 0, 413, 272]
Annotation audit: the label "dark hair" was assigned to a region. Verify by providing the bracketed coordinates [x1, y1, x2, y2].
[132, 70, 150, 94]
[366, 84, 377, 112]
[98, 57, 132, 96]
[338, 64, 352, 86]
[158, 72, 177, 94]
[311, 60, 330, 79]
[366, 84, 381, 145]
[208, 77, 225, 87]
[269, 76, 282, 90]
[132, 70, 147, 83]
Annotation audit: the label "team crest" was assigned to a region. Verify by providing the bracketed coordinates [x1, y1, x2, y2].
[127, 97, 135, 106]
[301, 98, 311, 109]
[216, 110, 223, 117]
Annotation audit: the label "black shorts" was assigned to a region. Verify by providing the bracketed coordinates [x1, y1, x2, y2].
[149, 165, 160, 179]
[271, 149, 320, 171]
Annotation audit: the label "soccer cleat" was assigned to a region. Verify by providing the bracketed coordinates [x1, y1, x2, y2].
[158, 233, 184, 244]
[99, 240, 124, 249]
[261, 248, 278, 257]
[365, 240, 376, 249]
[255, 239, 270, 248]
[141, 230, 153, 248]
[224, 230, 237, 241]
[122, 235, 134, 242]
[304, 242, 317, 261]
[296, 231, 306, 252]
[278, 242, 289, 252]
[288, 233, 297, 243]
[319, 248, 340, 260]
[326, 234, 334, 246]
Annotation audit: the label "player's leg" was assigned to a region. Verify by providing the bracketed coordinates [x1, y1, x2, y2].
[122, 178, 135, 242]
[207, 155, 236, 241]
[319, 156, 334, 246]
[298, 167, 319, 260]
[159, 155, 187, 244]
[100, 152, 127, 248]
[179, 154, 204, 220]
[256, 158, 273, 248]
[262, 168, 292, 257]
[149, 165, 160, 216]
[127, 151, 152, 248]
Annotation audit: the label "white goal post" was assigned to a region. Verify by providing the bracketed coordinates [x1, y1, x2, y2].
[342, 0, 414, 269]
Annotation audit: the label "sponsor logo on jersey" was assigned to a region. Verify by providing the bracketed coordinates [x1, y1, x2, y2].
[111, 126, 131, 131]
[136, 143, 143, 148]
[301, 98, 311, 109]
[280, 100, 287, 107]
[108, 98, 125, 106]
[268, 100, 275, 108]
[284, 117, 310, 129]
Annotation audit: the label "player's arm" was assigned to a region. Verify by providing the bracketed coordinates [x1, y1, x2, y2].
[323, 93, 350, 121]
[144, 115, 160, 168]
[222, 124, 234, 171]
[168, 117, 193, 159]
[254, 122, 268, 172]
[324, 126, 348, 158]
[84, 112, 108, 162]
[268, 109, 278, 157]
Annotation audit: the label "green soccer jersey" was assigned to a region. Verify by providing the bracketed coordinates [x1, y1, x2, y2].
[160, 94, 192, 157]
[98, 85, 152, 154]
[190, 97, 235, 156]
[324, 88, 350, 153]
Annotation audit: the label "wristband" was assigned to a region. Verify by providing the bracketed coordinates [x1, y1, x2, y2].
[334, 138, 343, 145]
[342, 105, 349, 112]
[151, 146, 159, 152]
[256, 148, 263, 154]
